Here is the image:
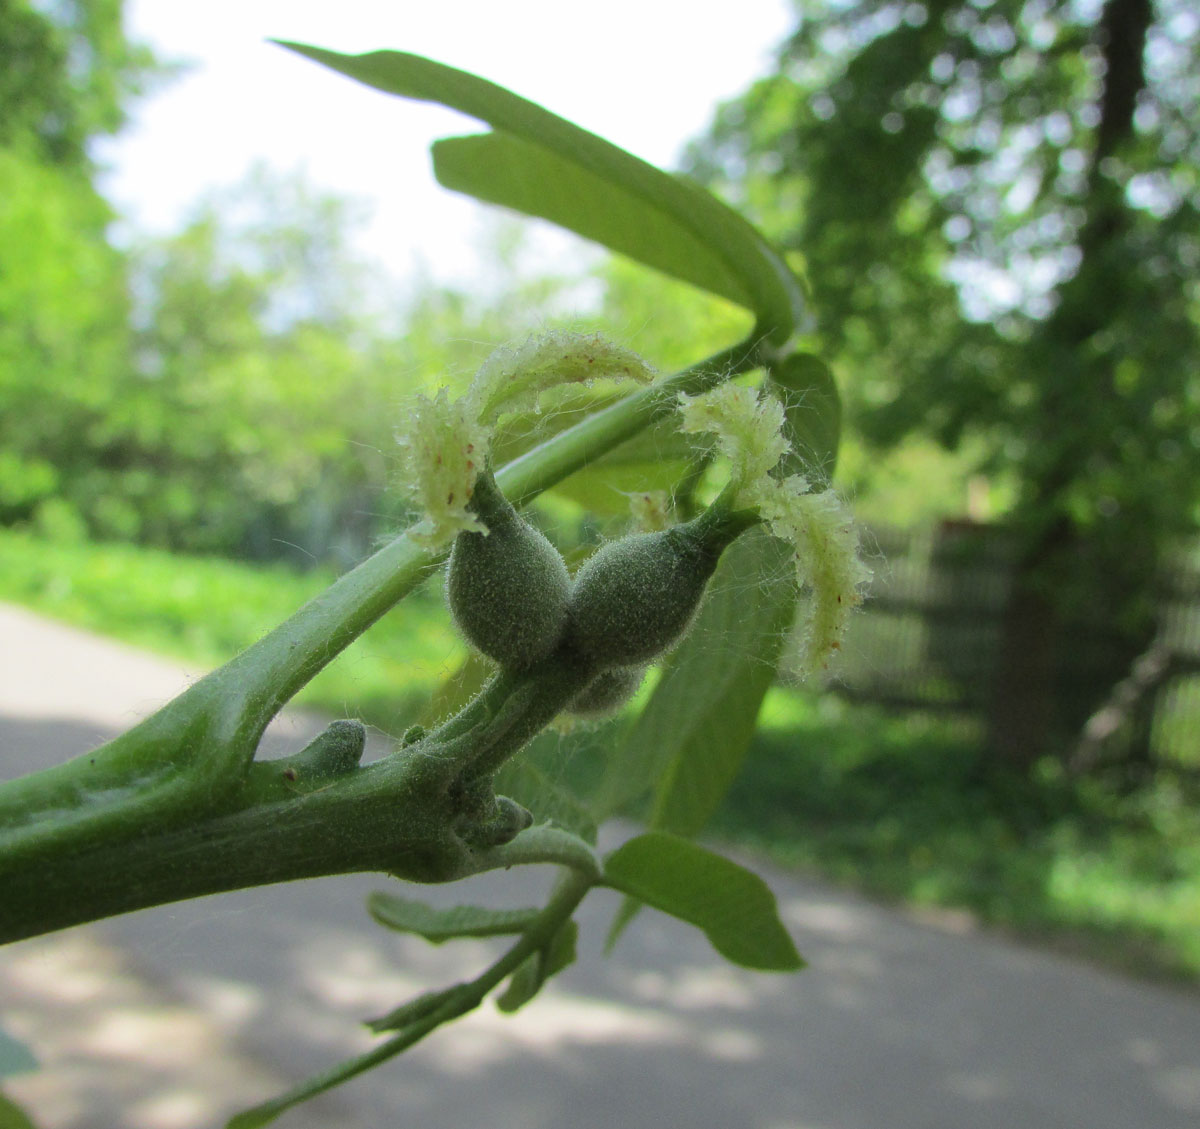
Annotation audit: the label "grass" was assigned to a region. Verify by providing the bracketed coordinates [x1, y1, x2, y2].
[718, 691, 1200, 984]
[3, 529, 1198, 986]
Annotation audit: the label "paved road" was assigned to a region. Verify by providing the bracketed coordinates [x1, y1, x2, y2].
[2, 601, 1200, 1129]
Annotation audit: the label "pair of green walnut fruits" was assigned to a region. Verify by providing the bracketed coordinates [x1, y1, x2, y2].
[447, 470, 754, 716]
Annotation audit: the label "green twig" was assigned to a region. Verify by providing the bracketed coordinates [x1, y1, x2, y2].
[227, 867, 596, 1129]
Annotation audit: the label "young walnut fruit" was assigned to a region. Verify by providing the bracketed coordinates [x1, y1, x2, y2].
[566, 665, 646, 718]
[447, 471, 571, 670]
[564, 506, 756, 671]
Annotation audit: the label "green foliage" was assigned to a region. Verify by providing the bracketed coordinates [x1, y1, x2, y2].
[1, 40, 824, 1129]
[0, 0, 161, 556]
[595, 531, 795, 824]
[367, 894, 541, 941]
[0, 0, 154, 168]
[0, 158, 426, 558]
[690, 0, 1200, 760]
[604, 832, 804, 971]
[719, 694, 1200, 982]
[276, 42, 806, 338]
[691, 0, 1200, 511]
[0, 148, 131, 529]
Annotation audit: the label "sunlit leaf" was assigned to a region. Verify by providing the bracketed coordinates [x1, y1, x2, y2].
[603, 832, 803, 971]
[275, 43, 804, 338]
[599, 530, 795, 948]
[495, 919, 578, 1013]
[434, 132, 755, 310]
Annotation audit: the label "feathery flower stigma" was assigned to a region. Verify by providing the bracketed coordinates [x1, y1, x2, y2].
[677, 382, 869, 677]
[756, 477, 872, 678]
[467, 331, 656, 424]
[396, 390, 489, 548]
[677, 382, 789, 502]
[397, 333, 656, 548]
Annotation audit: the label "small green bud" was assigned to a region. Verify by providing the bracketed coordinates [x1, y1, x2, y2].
[564, 506, 756, 669]
[567, 666, 646, 718]
[277, 719, 366, 784]
[447, 471, 571, 670]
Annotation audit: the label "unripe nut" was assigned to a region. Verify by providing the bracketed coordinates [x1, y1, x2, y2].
[567, 666, 646, 718]
[447, 474, 571, 669]
[564, 525, 725, 669]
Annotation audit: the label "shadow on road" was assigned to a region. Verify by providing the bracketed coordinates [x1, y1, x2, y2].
[3, 647, 1200, 1128]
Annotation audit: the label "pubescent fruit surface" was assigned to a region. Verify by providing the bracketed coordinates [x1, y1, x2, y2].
[567, 665, 646, 717]
[564, 525, 725, 670]
[564, 502, 760, 671]
[447, 473, 571, 669]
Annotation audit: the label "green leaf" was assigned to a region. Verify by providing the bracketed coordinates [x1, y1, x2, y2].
[769, 352, 842, 475]
[0, 1029, 35, 1081]
[547, 413, 704, 516]
[496, 919, 579, 1014]
[600, 531, 795, 950]
[0, 1091, 38, 1129]
[275, 43, 804, 339]
[434, 133, 754, 310]
[603, 833, 803, 971]
[367, 894, 540, 942]
[495, 953, 542, 1015]
[595, 529, 796, 822]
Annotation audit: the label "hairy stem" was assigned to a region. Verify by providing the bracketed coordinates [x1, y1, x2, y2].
[0, 655, 596, 942]
[0, 334, 768, 943]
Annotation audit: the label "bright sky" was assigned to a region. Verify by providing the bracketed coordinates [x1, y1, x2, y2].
[98, 1, 794, 289]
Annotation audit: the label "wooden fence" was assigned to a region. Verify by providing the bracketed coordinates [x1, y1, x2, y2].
[828, 523, 1200, 769]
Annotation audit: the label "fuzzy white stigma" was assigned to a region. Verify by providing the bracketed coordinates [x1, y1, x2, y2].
[677, 382, 871, 677]
[677, 382, 789, 503]
[395, 390, 489, 547]
[754, 476, 872, 678]
[466, 332, 656, 425]
[398, 332, 656, 548]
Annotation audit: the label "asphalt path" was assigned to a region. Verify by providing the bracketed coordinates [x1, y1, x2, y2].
[2, 601, 1200, 1129]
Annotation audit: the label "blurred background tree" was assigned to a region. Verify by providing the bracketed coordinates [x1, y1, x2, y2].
[3, 0, 1197, 769]
[0, 0, 152, 540]
[1, 0, 1198, 982]
[686, 0, 1200, 767]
